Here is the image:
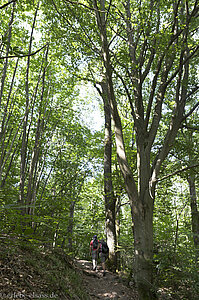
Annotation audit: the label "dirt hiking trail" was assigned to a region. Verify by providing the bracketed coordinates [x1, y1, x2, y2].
[74, 259, 139, 300]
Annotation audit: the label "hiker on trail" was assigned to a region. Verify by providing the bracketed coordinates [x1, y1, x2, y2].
[99, 239, 109, 276]
[89, 235, 99, 271]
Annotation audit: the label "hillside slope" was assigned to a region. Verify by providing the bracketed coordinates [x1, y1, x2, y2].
[0, 238, 88, 300]
[0, 238, 138, 300]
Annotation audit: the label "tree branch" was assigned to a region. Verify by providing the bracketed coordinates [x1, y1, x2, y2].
[0, 44, 48, 60]
[157, 163, 199, 182]
[62, 0, 105, 13]
[0, 0, 16, 10]
[181, 124, 199, 131]
[165, 44, 199, 87]
[183, 100, 199, 121]
[51, 0, 100, 55]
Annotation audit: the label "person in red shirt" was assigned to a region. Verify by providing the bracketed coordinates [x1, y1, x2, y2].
[89, 235, 99, 271]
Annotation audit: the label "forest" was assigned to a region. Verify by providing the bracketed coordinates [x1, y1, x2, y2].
[0, 0, 198, 299]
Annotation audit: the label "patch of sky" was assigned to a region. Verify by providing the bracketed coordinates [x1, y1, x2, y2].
[74, 82, 104, 132]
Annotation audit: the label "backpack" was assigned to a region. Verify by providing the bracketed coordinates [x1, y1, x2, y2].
[93, 238, 98, 250]
[101, 241, 109, 254]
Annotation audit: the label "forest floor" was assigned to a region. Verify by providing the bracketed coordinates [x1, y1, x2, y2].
[1, 238, 197, 299]
[73, 259, 139, 300]
[0, 238, 138, 300]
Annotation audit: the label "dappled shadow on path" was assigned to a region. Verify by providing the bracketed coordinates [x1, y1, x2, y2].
[74, 259, 138, 300]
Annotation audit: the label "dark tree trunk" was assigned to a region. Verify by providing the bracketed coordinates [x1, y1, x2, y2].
[68, 200, 75, 252]
[187, 174, 199, 263]
[20, 4, 39, 215]
[96, 80, 117, 271]
[116, 194, 121, 271]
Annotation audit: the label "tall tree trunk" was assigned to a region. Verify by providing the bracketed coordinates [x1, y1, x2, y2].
[102, 81, 117, 271]
[93, 1, 155, 297]
[93, 0, 117, 271]
[67, 176, 85, 253]
[93, 1, 194, 298]
[68, 200, 75, 252]
[53, 222, 59, 248]
[187, 174, 199, 263]
[116, 194, 121, 271]
[27, 45, 49, 216]
[19, 4, 39, 214]
[95, 80, 117, 271]
[0, 1, 16, 108]
[0, 3, 16, 182]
